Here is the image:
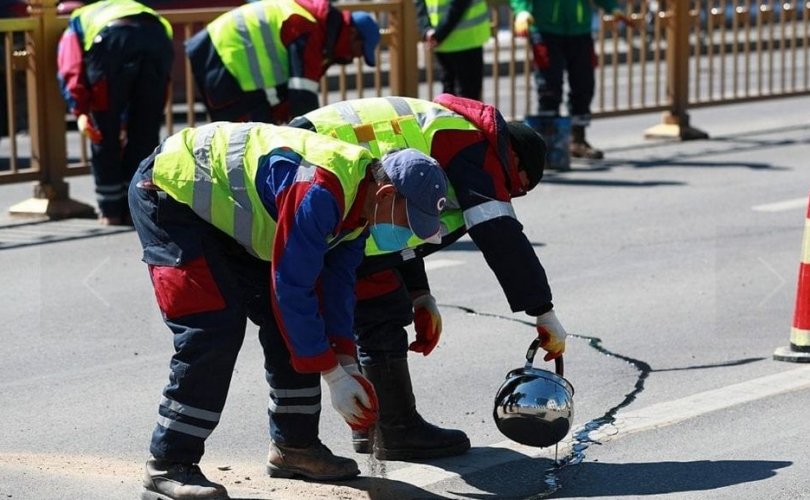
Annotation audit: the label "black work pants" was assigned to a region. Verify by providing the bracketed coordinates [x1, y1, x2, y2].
[533, 32, 595, 126]
[435, 46, 484, 101]
[84, 21, 173, 219]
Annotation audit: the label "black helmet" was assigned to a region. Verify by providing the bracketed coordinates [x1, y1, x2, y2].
[506, 121, 546, 191]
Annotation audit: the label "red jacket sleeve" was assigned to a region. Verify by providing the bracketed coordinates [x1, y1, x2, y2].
[280, 14, 324, 118]
[56, 26, 89, 117]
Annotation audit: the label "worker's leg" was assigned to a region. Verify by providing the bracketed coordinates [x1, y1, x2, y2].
[130, 155, 242, 499]
[255, 306, 360, 481]
[121, 22, 174, 219]
[354, 269, 470, 460]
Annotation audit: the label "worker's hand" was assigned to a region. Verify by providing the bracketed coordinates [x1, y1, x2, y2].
[409, 293, 442, 356]
[77, 114, 102, 144]
[514, 11, 534, 37]
[535, 309, 567, 361]
[322, 363, 378, 430]
[611, 9, 633, 25]
[424, 29, 438, 48]
[337, 354, 362, 377]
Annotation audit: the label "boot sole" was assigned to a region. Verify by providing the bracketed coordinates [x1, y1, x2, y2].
[141, 489, 229, 500]
[266, 463, 360, 481]
[369, 438, 471, 461]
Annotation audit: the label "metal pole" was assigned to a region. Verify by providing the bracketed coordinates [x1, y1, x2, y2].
[644, 0, 708, 140]
[9, 0, 94, 218]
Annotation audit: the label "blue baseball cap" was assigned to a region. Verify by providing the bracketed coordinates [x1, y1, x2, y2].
[351, 11, 380, 67]
[381, 149, 448, 240]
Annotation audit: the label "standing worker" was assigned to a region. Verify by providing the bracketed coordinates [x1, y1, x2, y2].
[414, 0, 491, 100]
[129, 122, 448, 498]
[186, 0, 381, 124]
[57, 0, 174, 225]
[511, 0, 627, 159]
[290, 94, 568, 460]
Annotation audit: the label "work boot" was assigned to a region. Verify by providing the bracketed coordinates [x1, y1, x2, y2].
[353, 358, 470, 461]
[267, 441, 359, 481]
[141, 457, 228, 500]
[570, 125, 604, 159]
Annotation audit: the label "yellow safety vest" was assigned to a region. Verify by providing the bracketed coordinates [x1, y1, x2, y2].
[152, 122, 373, 261]
[427, 0, 491, 52]
[207, 0, 314, 92]
[71, 0, 172, 52]
[301, 96, 477, 256]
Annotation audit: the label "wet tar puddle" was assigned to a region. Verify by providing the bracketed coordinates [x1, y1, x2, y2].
[443, 304, 652, 499]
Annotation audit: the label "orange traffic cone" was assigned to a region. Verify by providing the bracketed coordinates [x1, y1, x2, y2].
[774, 192, 810, 363]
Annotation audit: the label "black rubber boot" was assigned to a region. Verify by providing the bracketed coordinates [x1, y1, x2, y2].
[352, 358, 470, 460]
[570, 125, 604, 159]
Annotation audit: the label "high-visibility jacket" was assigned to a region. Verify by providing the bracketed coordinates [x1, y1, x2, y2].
[69, 0, 172, 51]
[298, 97, 482, 255]
[152, 122, 371, 261]
[296, 95, 524, 257]
[151, 122, 375, 372]
[426, 0, 490, 52]
[297, 95, 552, 314]
[509, 0, 617, 36]
[207, 0, 315, 93]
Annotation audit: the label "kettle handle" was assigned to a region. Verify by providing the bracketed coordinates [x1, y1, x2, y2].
[524, 337, 565, 377]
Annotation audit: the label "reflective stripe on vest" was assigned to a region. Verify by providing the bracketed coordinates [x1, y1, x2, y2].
[426, 0, 490, 52]
[301, 97, 483, 256]
[72, 0, 172, 52]
[208, 1, 310, 92]
[152, 123, 373, 260]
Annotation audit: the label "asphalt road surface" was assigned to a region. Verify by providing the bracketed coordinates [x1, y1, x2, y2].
[1, 96, 809, 499]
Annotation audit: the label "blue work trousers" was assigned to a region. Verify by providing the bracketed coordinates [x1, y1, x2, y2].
[129, 156, 321, 464]
[84, 20, 173, 219]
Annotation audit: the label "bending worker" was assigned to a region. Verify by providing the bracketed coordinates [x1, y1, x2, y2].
[57, 0, 173, 225]
[290, 95, 568, 460]
[129, 122, 448, 498]
[186, 0, 380, 124]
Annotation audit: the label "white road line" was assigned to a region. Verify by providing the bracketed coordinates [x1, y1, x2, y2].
[424, 259, 464, 271]
[388, 365, 810, 488]
[752, 198, 808, 212]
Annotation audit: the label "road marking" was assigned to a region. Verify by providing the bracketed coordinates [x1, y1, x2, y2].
[752, 197, 808, 212]
[388, 365, 810, 488]
[424, 259, 464, 271]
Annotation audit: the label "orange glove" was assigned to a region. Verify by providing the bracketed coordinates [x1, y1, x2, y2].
[514, 11, 534, 37]
[409, 294, 442, 356]
[77, 114, 102, 144]
[535, 309, 567, 361]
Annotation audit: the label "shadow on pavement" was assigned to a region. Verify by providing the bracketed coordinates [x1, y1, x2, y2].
[0, 218, 131, 250]
[552, 459, 792, 497]
[445, 239, 545, 252]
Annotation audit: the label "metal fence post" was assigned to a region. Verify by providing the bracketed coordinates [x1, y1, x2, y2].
[644, 0, 708, 140]
[387, 0, 419, 97]
[9, 0, 94, 218]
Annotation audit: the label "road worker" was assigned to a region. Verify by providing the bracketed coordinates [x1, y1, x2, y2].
[289, 94, 568, 460]
[129, 122, 448, 498]
[512, 0, 629, 159]
[186, 0, 380, 124]
[57, 0, 174, 224]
